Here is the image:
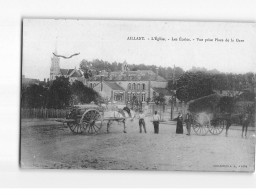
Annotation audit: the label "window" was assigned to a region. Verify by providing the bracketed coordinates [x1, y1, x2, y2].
[142, 83, 145, 90]
[137, 83, 140, 90]
[128, 93, 131, 101]
[132, 83, 136, 90]
[142, 93, 146, 102]
[137, 93, 140, 101]
[128, 83, 131, 90]
[114, 92, 117, 101]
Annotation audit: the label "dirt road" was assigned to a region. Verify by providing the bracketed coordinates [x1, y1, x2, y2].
[20, 118, 255, 172]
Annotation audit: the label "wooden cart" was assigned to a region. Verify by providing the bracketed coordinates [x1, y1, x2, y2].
[56, 104, 127, 134]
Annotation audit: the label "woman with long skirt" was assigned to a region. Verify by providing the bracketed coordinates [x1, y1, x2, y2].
[174, 112, 183, 134]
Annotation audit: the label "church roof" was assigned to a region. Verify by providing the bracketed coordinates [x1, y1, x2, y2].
[70, 70, 83, 77]
[60, 69, 83, 77]
[60, 69, 71, 75]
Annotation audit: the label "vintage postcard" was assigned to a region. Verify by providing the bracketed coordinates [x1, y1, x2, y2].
[21, 19, 256, 172]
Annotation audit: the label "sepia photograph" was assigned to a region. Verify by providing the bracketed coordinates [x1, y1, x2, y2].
[20, 19, 256, 172]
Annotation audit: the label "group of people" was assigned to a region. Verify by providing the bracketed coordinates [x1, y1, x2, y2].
[134, 110, 161, 134]
[172, 112, 251, 137]
[131, 109, 192, 135]
[173, 112, 193, 135]
[129, 107, 251, 137]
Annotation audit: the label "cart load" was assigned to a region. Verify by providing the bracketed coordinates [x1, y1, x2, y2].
[187, 94, 239, 136]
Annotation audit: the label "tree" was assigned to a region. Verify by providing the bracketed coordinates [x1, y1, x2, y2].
[167, 80, 177, 90]
[154, 93, 166, 105]
[21, 84, 48, 108]
[47, 76, 71, 109]
[146, 97, 151, 104]
[131, 96, 138, 109]
[80, 59, 93, 79]
[176, 71, 214, 102]
[70, 80, 101, 104]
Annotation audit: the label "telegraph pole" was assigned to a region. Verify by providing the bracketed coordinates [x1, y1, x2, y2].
[171, 65, 176, 120]
[173, 64, 175, 86]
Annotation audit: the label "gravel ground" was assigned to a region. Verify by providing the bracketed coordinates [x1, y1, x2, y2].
[20, 118, 255, 172]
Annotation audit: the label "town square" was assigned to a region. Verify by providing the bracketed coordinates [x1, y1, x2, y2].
[21, 19, 255, 172]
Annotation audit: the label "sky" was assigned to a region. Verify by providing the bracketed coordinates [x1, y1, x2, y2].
[22, 19, 256, 80]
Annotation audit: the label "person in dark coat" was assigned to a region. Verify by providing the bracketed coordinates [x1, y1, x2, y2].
[174, 112, 184, 134]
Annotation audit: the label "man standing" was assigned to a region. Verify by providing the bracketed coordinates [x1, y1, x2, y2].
[185, 112, 192, 136]
[152, 111, 160, 134]
[138, 110, 147, 133]
[242, 113, 250, 138]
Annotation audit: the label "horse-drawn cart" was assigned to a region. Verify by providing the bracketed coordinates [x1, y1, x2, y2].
[187, 94, 242, 136]
[190, 112, 230, 136]
[56, 104, 129, 134]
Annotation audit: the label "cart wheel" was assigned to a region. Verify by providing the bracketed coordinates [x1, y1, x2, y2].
[209, 119, 225, 135]
[81, 109, 103, 134]
[192, 123, 209, 136]
[192, 113, 210, 136]
[67, 122, 83, 134]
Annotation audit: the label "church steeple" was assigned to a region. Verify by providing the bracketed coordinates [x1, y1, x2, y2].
[50, 38, 60, 80]
[122, 60, 129, 72]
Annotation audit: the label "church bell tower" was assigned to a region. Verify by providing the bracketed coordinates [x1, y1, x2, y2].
[50, 43, 60, 80]
[122, 60, 129, 72]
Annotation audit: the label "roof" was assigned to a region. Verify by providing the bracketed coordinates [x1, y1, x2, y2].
[187, 93, 220, 104]
[60, 68, 83, 77]
[105, 81, 125, 91]
[70, 70, 82, 77]
[90, 70, 167, 82]
[60, 69, 70, 75]
[152, 87, 175, 96]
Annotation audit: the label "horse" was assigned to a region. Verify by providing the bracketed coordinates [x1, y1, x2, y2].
[103, 106, 137, 133]
[224, 113, 243, 136]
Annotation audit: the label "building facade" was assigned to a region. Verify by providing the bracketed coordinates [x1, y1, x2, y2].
[49, 52, 169, 103]
[91, 61, 168, 103]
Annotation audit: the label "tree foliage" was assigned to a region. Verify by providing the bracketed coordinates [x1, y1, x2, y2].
[79, 59, 93, 79]
[70, 80, 101, 104]
[21, 84, 48, 108]
[47, 76, 71, 109]
[154, 93, 166, 105]
[176, 71, 214, 102]
[22, 77, 102, 109]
